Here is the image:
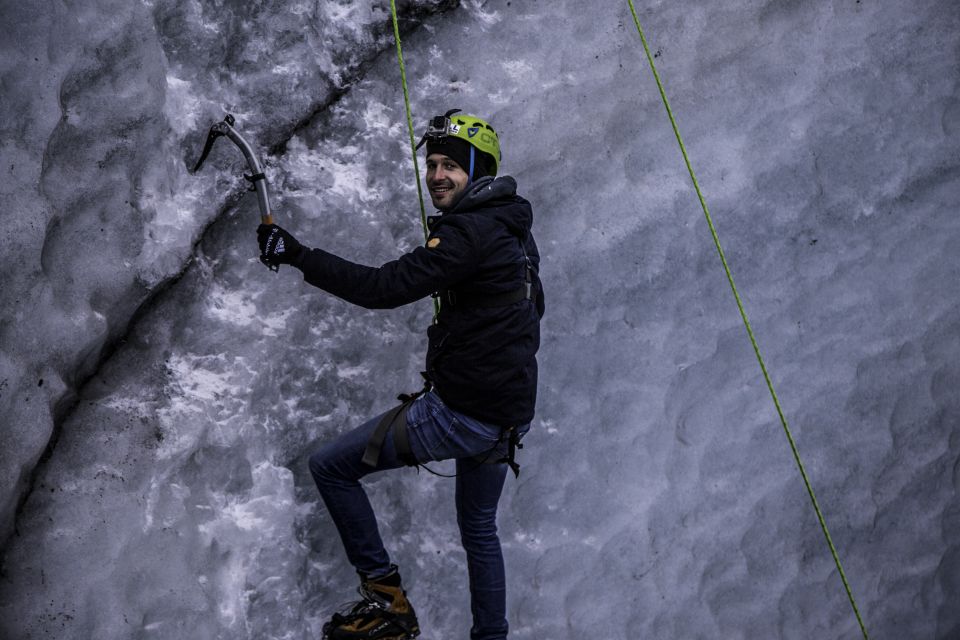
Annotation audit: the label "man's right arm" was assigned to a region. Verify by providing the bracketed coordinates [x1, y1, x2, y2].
[294, 217, 481, 309]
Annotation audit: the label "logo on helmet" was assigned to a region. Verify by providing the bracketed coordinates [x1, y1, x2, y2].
[467, 127, 479, 138]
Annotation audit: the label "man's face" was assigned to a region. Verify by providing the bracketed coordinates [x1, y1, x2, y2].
[426, 153, 469, 210]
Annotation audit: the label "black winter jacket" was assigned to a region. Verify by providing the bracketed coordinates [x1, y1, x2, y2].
[296, 176, 544, 426]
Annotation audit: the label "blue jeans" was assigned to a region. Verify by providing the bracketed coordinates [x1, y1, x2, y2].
[309, 390, 528, 640]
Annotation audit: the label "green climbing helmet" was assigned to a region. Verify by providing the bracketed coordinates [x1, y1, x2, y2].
[416, 109, 501, 176]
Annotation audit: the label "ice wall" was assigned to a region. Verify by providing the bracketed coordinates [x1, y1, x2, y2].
[2, 1, 960, 639]
[0, 0, 454, 551]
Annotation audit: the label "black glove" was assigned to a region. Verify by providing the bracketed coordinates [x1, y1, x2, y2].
[257, 223, 305, 269]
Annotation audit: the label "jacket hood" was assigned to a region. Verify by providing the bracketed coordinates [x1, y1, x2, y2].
[447, 175, 531, 237]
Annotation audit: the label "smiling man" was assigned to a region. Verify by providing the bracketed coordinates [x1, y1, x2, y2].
[257, 109, 544, 640]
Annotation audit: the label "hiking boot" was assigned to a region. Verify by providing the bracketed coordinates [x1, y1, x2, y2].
[322, 565, 420, 640]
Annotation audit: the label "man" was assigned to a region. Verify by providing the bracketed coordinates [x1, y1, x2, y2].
[257, 109, 544, 640]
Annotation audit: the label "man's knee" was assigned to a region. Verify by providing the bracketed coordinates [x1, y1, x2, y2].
[458, 510, 499, 545]
[308, 446, 336, 485]
[309, 435, 371, 489]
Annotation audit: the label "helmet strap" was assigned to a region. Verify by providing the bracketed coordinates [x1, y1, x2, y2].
[468, 145, 476, 183]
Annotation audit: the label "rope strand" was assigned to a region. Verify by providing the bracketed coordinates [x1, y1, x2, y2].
[625, 2, 869, 637]
[388, 0, 440, 317]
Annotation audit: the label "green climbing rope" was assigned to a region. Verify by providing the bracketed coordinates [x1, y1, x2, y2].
[624, 2, 869, 638]
[388, 0, 440, 316]
[388, 0, 428, 238]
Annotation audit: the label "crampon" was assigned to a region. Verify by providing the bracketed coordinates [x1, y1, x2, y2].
[322, 566, 420, 640]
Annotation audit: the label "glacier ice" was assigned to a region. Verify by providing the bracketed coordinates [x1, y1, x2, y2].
[2, 0, 959, 638]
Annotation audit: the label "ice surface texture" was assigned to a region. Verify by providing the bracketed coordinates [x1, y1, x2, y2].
[1, 0, 959, 639]
[0, 0, 453, 555]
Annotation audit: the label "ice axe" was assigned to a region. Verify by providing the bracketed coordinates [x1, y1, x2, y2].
[191, 114, 278, 271]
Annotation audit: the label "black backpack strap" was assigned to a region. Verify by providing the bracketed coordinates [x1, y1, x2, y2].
[438, 284, 529, 309]
[439, 257, 535, 309]
[436, 234, 537, 311]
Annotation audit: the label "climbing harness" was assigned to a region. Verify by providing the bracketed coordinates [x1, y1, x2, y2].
[361, 374, 432, 469]
[625, 2, 869, 638]
[414, 422, 523, 480]
[191, 113, 278, 271]
[360, 374, 525, 479]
